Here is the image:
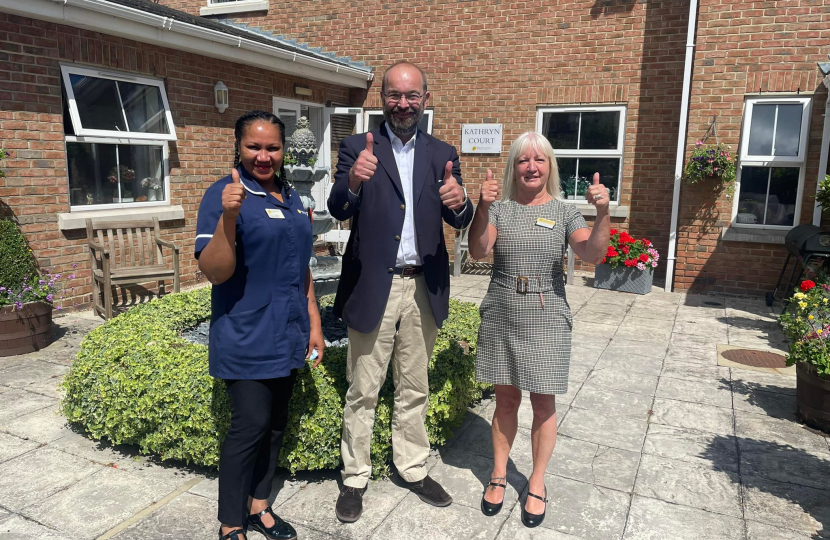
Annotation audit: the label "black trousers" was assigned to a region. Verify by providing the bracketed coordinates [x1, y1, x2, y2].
[218, 370, 297, 526]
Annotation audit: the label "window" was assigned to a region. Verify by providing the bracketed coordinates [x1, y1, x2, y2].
[61, 65, 174, 210]
[733, 97, 812, 228]
[364, 110, 433, 135]
[537, 106, 626, 203]
[201, 0, 269, 15]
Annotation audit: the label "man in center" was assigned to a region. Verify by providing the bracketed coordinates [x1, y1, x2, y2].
[328, 61, 473, 522]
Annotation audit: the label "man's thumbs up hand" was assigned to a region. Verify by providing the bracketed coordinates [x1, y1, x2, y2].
[348, 132, 378, 188]
[439, 161, 465, 210]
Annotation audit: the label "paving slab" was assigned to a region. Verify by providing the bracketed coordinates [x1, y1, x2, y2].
[278, 477, 408, 540]
[496, 512, 584, 539]
[660, 360, 731, 381]
[622, 495, 744, 540]
[0, 431, 40, 464]
[735, 414, 830, 455]
[732, 387, 798, 421]
[655, 377, 734, 409]
[0, 388, 57, 424]
[112, 492, 219, 540]
[739, 441, 830, 491]
[669, 332, 723, 350]
[21, 467, 179, 539]
[603, 338, 669, 360]
[616, 318, 674, 342]
[673, 321, 730, 341]
[633, 454, 742, 517]
[187, 473, 304, 510]
[745, 519, 814, 539]
[742, 474, 830, 538]
[0, 405, 71, 444]
[0, 515, 72, 539]
[0, 446, 101, 511]
[649, 398, 735, 437]
[594, 353, 664, 378]
[625, 306, 679, 321]
[548, 435, 640, 493]
[582, 368, 659, 397]
[730, 370, 796, 395]
[570, 384, 653, 419]
[572, 322, 620, 339]
[558, 408, 648, 453]
[542, 475, 630, 540]
[370, 491, 506, 540]
[642, 424, 739, 472]
[0, 360, 68, 391]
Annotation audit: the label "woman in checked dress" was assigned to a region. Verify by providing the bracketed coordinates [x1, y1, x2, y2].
[467, 131, 610, 528]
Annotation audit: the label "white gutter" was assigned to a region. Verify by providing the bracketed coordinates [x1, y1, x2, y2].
[812, 73, 830, 225]
[665, 0, 700, 292]
[0, 0, 373, 88]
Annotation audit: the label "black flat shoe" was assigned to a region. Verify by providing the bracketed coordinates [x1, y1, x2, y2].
[521, 485, 548, 528]
[246, 507, 297, 540]
[219, 527, 246, 540]
[481, 476, 506, 516]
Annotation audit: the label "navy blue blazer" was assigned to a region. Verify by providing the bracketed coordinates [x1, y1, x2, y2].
[327, 123, 473, 333]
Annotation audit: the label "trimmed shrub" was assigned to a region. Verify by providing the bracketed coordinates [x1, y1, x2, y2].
[0, 219, 39, 293]
[61, 289, 487, 475]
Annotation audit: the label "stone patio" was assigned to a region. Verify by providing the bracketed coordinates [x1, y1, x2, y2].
[1, 274, 829, 539]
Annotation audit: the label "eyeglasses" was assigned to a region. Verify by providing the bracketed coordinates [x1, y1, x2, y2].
[382, 92, 425, 104]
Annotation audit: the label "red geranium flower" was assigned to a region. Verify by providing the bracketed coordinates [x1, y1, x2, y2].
[606, 246, 618, 257]
[610, 228, 618, 236]
[639, 253, 649, 263]
[624, 259, 637, 267]
[800, 280, 816, 292]
[621, 246, 630, 255]
[642, 239, 651, 247]
[619, 232, 635, 244]
[601, 257, 607, 264]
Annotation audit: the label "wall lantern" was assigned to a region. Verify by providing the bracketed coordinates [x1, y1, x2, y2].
[214, 81, 229, 113]
[294, 84, 313, 97]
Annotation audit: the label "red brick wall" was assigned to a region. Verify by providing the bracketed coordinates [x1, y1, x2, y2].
[675, 0, 830, 294]
[162, 0, 691, 281]
[0, 13, 350, 310]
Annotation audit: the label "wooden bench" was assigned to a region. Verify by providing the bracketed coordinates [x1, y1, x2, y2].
[86, 217, 180, 319]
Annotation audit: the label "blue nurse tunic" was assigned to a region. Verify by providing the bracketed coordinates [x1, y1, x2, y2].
[194, 166, 313, 380]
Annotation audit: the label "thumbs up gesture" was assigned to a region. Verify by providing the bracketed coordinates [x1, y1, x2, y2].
[479, 169, 499, 209]
[348, 132, 378, 188]
[222, 168, 247, 219]
[585, 172, 610, 210]
[439, 161, 466, 210]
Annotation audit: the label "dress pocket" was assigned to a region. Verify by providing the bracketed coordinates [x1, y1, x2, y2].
[216, 292, 274, 360]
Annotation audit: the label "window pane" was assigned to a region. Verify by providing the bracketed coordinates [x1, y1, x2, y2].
[119, 145, 165, 203]
[67, 142, 119, 205]
[579, 157, 620, 202]
[277, 107, 299, 140]
[774, 104, 803, 157]
[766, 167, 799, 226]
[367, 113, 383, 132]
[543, 112, 579, 150]
[580, 111, 620, 150]
[69, 74, 127, 132]
[736, 167, 769, 225]
[747, 104, 775, 156]
[118, 81, 170, 135]
[557, 157, 578, 199]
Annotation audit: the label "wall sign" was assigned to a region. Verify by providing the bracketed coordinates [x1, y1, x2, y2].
[461, 124, 502, 154]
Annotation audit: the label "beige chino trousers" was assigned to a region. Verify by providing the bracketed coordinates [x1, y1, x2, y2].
[340, 274, 439, 488]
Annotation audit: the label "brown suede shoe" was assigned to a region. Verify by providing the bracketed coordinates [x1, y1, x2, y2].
[335, 486, 367, 523]
[398, 475, 452, 507]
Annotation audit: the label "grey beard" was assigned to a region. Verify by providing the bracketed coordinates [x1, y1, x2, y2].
[383, 109, 421, 137]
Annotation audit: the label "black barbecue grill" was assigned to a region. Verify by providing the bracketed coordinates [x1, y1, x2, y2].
[767, 224, 830, 306]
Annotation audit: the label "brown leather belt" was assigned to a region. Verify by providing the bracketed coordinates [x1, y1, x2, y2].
[394, 266, 423, 277]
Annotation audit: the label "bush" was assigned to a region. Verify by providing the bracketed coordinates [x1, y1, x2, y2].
[61, 289, 487, 475]
[0, 219, 40, 295]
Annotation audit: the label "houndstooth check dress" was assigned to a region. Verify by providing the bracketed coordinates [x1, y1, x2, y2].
[475, 199, 588, 395]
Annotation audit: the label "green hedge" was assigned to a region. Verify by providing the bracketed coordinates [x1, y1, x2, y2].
[61, 289, 486, 476]
[0, 218, 39, 291]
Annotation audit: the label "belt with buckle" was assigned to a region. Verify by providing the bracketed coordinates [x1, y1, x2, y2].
[491, 270, 559, 294]
[394, 266, 423, 277]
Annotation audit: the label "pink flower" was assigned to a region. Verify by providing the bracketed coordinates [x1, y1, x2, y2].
[637, 262, 647, 271]
[651, 261, 658, 267]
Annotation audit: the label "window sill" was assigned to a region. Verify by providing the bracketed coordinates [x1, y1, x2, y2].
[721, 226, 788, 244]
[200, 0, 269, 16]
[573, 204, 630, 219]
[58, 205, 185, 230]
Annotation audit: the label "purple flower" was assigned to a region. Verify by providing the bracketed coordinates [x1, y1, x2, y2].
[72, 263, 77, 268]
[46, 294, 53, 302]
[0, 287, 5, 292]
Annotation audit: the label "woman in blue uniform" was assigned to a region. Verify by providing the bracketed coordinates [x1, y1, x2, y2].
[195, 110, 325, 540]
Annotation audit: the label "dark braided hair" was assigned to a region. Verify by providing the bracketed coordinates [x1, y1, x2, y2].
[233, 110, 292, 196]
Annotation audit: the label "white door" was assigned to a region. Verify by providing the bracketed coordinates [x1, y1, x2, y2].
[320, 107, 363, 245]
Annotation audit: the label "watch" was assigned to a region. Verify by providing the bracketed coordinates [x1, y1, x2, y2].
[461, 186, 468, 204]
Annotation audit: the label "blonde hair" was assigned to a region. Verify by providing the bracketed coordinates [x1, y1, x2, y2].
[501, 131, 561, 202]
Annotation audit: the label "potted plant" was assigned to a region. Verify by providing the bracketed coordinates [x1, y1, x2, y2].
[813, 174, 830, 212]
[779, 279, 830, 433]
[593, 229, 660, 295]
[141, 176, 163, 201]
[683, 141, 737, 198]
[0, 219, 74, 356]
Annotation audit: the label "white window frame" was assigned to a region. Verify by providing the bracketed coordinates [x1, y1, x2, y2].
[65, 137, 171, 212]
[201, 0, 269, 16]
[536, 105, 626, 204]
[60, 64, 176, 141]
[363, 109, 434, 134]
[731, 96, 812, 229]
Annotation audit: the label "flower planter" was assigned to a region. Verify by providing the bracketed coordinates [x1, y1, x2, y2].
[0, 302, 52, 356]
[796, 362, 830, 434]
[593, 264, 653, 295]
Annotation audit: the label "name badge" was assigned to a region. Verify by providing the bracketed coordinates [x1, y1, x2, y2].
[536, 217, 556, 229]
[266, 208, 284, 219]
